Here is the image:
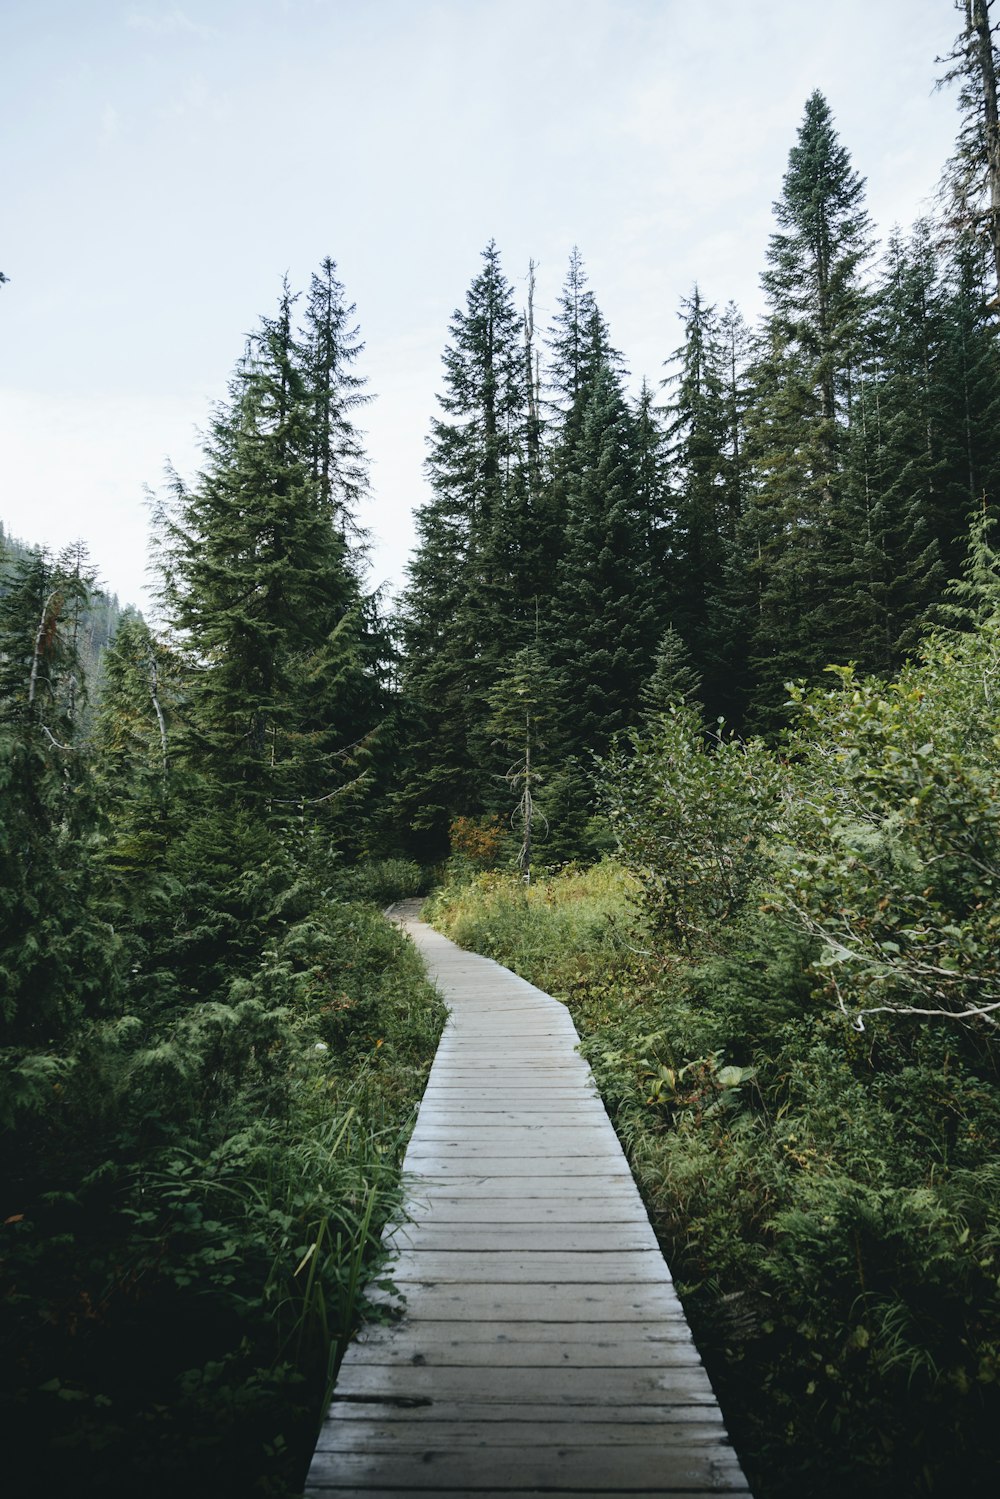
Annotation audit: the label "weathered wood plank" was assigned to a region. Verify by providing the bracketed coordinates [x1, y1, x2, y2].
[320, 1400, 726, 1428]
[307, 1447, 748, 1491]
[366, 1283, 685, 1322]
[385, 1250, 669, 1284]
[306, 1490, 746, 1498]
[342, 1337, 704, 1370]
[332, 1363, 718, 1405]
[305, 912, 749, 1498]
[315, 1417, 727, 1446]
[385, 1224, 661, 1251]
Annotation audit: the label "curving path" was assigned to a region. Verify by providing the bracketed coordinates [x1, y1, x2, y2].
[305, 904, 750, 1497]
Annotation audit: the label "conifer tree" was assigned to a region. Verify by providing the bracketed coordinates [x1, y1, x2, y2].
[939, 0, 1000, 293]
[397, 242, 529, 850]
[745, 91, 874, 726]
[660, 287, 739, 717]
[640, 626, 703, 717]
[844, 225, 949, 668]
[161, 267, 381, 824]
[933, 236, 1000, 559]
[0, 548, 117, 1050]
[485, 642, 559, 880]
[549, 357, 657, 760]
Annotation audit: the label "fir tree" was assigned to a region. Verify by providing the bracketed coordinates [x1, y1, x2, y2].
[641, 626, 703, 717]
[161, 268, 382, 824]
[0, 548, 117, 1049]
[397, 242, 529, 851]
[660, 286, 738, 718]
[745, 91, 874, 726]
[549, 358, 657, 760]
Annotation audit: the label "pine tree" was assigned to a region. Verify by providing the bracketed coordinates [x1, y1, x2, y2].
[161, 268, 382, 825]
[745, 91, 874, 727]
[641, 626, 703, 717]
[396, 242, 530, 852]
[660, 286, 739, 718]
[933, 235, 1000, 566]
[549, 357, 657, 760]
[938, 0, 1000, 294]
[845, 225, 949, 668]
[0, 548, 117, 1049]
[485, 642, 560, 880]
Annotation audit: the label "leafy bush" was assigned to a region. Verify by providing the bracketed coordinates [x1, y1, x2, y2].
[602, 706, 782, 952]
[773, 627, 1000, 1026]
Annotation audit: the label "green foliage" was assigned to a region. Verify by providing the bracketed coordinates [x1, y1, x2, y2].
[773, 617, 1000, 1027]
[0, 265, 445, 1496]
[602, 705, 782, 952]
[345, 857, 427, 908]
[429, 611, 1000, 1498]
[1, 899, 444, 1496]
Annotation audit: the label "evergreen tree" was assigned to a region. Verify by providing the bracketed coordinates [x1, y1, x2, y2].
[660, 287, 740, 718]
[0, 548, 117, 1051]
[161, 268, 382, 826]
[542, 250, 624, 575]
[938, 0, 1000, 293]
[844, 225, 949, 668]
[485, 642, 559, 880]
[549, 357, 657, 760]
[641, 626, 703, 717]
[933, 235, 1000, 563]
[745, 91, 874, 727]
[397, 242, 529, 852]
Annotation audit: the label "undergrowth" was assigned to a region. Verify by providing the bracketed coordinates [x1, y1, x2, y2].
[1, 889, 445, 1499]
[429, 862, 1000, 1499]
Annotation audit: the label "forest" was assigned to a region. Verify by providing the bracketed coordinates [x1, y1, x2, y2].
[3, 2, 1000, 1495]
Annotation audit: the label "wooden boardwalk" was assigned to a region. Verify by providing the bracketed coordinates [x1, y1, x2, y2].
[305, 906, 750, 1497]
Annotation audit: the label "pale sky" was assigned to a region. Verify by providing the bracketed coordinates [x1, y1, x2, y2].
[1, 0, 964, 611]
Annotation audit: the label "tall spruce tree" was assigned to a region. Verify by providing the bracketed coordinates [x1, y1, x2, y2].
[0, 547, 117, 1049]
[161, 267, 381, 825]
[844, 225, 949, 669]
[660, 287, 740, 719]
[745, 91, 874, 727]
[396, 242, 530, 852]
[549, 354, 657, 760]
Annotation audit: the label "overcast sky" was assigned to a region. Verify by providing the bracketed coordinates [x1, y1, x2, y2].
[0, 0, 965, 611]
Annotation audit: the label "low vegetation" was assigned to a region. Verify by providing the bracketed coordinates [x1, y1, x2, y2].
[427, 582, 1000, 1499]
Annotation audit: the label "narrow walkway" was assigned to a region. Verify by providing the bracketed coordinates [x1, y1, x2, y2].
[305, 907, 750, 1497]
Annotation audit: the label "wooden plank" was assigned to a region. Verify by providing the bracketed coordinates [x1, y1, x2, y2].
[306, 1447, 749, 1491]
[394, 1199, 655, 1225]
[332, 1363, 718, 1405]
[385, 1250, 669, 1284]
[397, 1179, 645, 1201]
[366, 1281, 683, 1318]
[343, 1338, 704, 1370]
[307, 1490, 747, 1498]
[307, 1490, 746, 1498]
[315, 1417, 727, 1447]
[321, 1400, 726, 1427]
[401, 1156, 636, 1176]
[408, 1125, 617, 1144]
[385, 1224, 661, 1251]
